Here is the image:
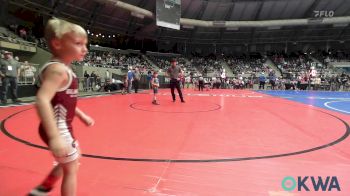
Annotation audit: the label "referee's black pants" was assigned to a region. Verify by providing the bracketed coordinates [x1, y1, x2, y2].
[170, 79, 184, 101]
[198, 81, 204, 91]
[133, 79, 139, 93]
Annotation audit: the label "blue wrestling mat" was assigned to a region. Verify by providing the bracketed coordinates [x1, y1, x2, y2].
[257, 90, 350, 115]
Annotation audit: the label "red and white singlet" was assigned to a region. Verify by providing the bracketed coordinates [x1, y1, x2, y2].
[37, 61, 80, 163]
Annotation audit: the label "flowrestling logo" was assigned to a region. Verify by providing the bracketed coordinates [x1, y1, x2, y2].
[282, 176, 341, 192]
[314, 10, 334, 18]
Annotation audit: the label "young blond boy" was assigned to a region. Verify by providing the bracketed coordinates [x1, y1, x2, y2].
[29, 18, 94, 196]
[151, 71, 160, 105]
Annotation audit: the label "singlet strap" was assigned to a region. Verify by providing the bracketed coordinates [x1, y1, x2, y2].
[38, 61, 73, 92]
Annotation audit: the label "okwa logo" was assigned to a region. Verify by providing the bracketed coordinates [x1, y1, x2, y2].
[282, 176, 341, 192]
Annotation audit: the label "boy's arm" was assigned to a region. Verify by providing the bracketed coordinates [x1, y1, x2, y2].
[36, 64, 68, 157]
[151, 78, 159, 87]
[75, 107, 94, 126]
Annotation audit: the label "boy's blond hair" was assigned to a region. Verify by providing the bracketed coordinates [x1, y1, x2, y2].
[45, 18, 87, 49]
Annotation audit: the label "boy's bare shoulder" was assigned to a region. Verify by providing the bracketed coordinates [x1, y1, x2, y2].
[43, 63, 67, 76]
[41, 63, 69, 81]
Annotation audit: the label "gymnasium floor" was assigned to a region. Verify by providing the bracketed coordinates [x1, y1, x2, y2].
[0, 89, 349, 195]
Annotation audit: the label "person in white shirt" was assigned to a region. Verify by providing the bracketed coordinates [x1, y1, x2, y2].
[105, 70, 110, 83]
[21, 61, 37, 84]
[220, 71, 226, 89]
[185, 75, 191, 89]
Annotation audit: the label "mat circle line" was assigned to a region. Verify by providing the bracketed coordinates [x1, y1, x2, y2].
[129, 102, 222, 113]
[1, 107, 349, 163]
[324, 100, 350, 114]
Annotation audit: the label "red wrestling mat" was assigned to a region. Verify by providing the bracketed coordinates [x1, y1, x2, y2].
[1, 89, 350, 195]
